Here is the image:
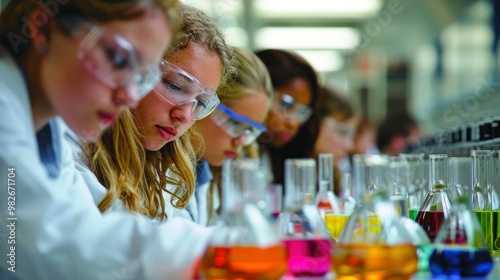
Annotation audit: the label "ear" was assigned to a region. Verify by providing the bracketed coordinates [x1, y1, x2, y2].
[28, 8, 53, 55]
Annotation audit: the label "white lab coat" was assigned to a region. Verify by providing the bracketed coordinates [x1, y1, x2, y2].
[0, 45, 210, 280]
[171, 161, 213, 226]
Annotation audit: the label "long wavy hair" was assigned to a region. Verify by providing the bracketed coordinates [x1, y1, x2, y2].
[206, 46, 274, 223]
[84, 3, 236, 222]
[0, 0, 180, 55]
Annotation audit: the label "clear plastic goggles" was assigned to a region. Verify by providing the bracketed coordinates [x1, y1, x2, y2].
[154, 60, 220, 120]
[324, 117, 356, 142]
[57, 16, 161, 100]
[211, 104, 267, 146]
[272, 93, 312, 123]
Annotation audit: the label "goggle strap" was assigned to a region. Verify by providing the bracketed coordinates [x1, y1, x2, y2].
[218, 104, 266, 132]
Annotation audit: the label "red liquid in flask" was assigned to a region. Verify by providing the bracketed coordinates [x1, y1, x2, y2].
[415, 211, 446, 242]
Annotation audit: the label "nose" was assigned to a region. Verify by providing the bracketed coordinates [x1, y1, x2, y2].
[283, 115, 300, 130]
[113, 82, 140, 108]
[171, 103, 192, 123]
[344, 138, 354, 151]
[232, 134, 248, 148]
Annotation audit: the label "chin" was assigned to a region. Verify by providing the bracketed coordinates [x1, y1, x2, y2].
[72, 126, 103, 143]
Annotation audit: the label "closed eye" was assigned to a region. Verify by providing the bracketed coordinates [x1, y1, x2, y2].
[162, 79, 183, 93]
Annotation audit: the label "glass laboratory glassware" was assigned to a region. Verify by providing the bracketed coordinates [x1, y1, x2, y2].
[332, 191, 418, 279]
[415, 154, 452, 242]
[199, 159, 287, 279]
[400, 216, 432, 272]
[352, 154, 389, 202]
[325, 173, 356, 240]
[473, 150, 500, 257]
[387, 156, 409, 218]
[280, 158, 332, 277]
[316, 153, 341, 220]
[430, 190, 494, 277]
[400, 153, 425, 220]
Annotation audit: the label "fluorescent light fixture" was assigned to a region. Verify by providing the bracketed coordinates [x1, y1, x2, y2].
[255, 0, 382, 18]
[255, 27, 360, 50]
[294, 50, 345, 72]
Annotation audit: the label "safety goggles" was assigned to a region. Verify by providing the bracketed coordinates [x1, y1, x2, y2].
[324, 117, 356, 142]
[57, 16, 161, 100]
[272, 93, 312, 123]
[154, 60, 220, 120]
[211, 104, 267, 146]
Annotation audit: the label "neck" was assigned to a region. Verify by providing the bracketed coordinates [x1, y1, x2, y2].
[24, 49, 55, 131]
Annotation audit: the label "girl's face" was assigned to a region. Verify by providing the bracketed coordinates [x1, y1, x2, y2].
[40, 7, 171, 142]
[199, 92, 270, 166]
[135, 43, 223, 151]
[36, 8, 171, 141]
[314, 116, 357, 162]
[265, 77, 312, 148]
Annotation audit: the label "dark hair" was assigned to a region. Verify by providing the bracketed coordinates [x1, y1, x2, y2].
[376, 113, 418, 151]
[317, 86, 355, 122]
[255, 49, 321, 185]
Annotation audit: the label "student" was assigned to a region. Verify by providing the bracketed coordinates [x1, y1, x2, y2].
[254, 49, 321, 185]
[313, 86, 357, 194]
[174, 47, 274, 225]
[0, 1, 212, 279]
[376, 112, 421, 156]
[75, 3, 236, 223]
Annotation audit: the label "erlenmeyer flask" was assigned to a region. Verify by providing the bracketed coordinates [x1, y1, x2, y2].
[430, 190, 494, 277]
[400, 153, 425, 220]
[352, 154, 389, 202]
[339, 173, 356, 213]
[416, 154, 451, 242]
[471, 150, 500, 257]
[280, 158, 332, 277]
[388, 156, 409, 217]
[199, 159, 288, 279]
[332, 191, 418, 279]
[316, 153, 341, 219]
[325, 173, 356, 240]
[400, 217, 432, 272]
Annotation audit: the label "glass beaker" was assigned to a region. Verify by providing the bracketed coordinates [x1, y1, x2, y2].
[430, 189, 494, 277]
[316, 153, 341, 220]
[400, 153, 425, 220]
[199, 159, 288, 279]
[416, 154, 451, 242]
[280, 158, 332, 277]
[332, 191, 418, 279]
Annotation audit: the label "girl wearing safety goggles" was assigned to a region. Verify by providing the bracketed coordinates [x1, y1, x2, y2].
[173, 47, 274, 225]
[254, 49, 321, 185]
[0, 0, 219, 279]
[312, 86, 357, 195]
[78, 4, 236, 224]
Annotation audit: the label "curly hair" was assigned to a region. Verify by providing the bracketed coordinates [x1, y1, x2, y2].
[84, 3, 233, 222]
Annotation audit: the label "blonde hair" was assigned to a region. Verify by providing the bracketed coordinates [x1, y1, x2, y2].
[0, 0, 180, 55]
[84, 4, 233, 222]
[207, 46, 274, 223]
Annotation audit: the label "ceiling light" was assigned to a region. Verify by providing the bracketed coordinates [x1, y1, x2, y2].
[255, 27, 360, 50]
[255, 0, 382, 18]
[294, 50, 345, 72]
